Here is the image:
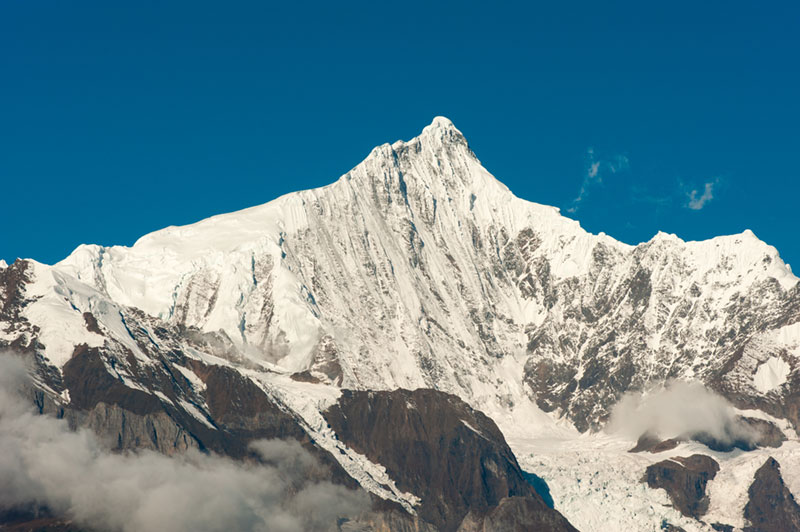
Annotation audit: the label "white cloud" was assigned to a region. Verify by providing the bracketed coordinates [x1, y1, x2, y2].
[567, 148, 629, 213]
[687, 181, 716, 210]
[0, 354, 368, 532]
[606, 380, 758, 446]
[587, 161, 600, 179]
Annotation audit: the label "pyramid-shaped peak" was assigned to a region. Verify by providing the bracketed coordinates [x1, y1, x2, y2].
[409, 116, 469, 156]
[384, 117, 470, 158]
[417, 116, 466, 143]
[430, 116, 456, 129]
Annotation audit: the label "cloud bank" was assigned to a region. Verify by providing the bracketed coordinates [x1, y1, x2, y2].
[606, 380, 758, 446]
[0, 354, 368, 532]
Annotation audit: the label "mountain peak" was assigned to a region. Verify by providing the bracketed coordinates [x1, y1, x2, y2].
[416, 115, 467, 146]
[428, 115, 457, 130]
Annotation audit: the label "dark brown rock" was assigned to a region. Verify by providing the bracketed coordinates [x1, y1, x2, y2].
[0, 260, 31, 322]
[289, 369, 321, 383]
[643, 454, 719, 518]
[743, 457, 800, 532]
[457, 497, 579, 532]
[629, 432, 681, 454]
[324, 388, 576, 532]
[82, 312, 102, 335]
[62, 345, 163, 416]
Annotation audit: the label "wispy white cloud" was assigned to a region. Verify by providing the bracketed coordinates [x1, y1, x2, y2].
[587, 161, 600, 179]
[567, 148, 629, 213]
[0, 354, 368, 532]
[686, 180, 718, 210]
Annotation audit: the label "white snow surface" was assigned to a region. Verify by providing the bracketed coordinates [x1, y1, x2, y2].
[753, 356, 790, 393]
[21, 261, 105, 366]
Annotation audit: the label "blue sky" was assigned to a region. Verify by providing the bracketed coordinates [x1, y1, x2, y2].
[2, 1, 799, 268]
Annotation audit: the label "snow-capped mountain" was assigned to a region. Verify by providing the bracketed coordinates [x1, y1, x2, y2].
[3, 117, 800, 531]
[54, 116, 800, 430]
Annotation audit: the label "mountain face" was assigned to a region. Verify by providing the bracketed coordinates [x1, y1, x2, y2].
[2, 117, 800, 531]
[49, 117, 800, 432]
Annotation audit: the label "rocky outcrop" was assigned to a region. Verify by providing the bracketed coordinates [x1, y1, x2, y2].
[68, 402, 199, 455]
[457, 497, 578, 532]
[743, 457, 800, 532]
[643, 455, 719, 519]
[629, 415, 786, 455]
[629, 432, 680, 454]
[739, 417, 786, 448]
[324, 389, 576, 532]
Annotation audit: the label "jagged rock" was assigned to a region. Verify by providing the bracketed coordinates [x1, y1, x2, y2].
[67, 402, 199, 455]
[457, 497, 577, 532]
[743, 457, 800, 532]
[324, 389, 575, 532]
[643, 455, 719, 519]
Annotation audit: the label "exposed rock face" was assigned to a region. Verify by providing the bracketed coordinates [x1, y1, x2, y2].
[341, 507, 439, 532]
[457, 497, 578, 532]
[629, 415, 786, 454]
[643, 455, 720, 519]
[744, 457, 800, 532]
[628, 432, 680, 454]
[69, 402, 199, 455]
[324, 389, 576, 532]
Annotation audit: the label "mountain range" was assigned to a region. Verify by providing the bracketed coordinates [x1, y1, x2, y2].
[2, 117, 799, 532]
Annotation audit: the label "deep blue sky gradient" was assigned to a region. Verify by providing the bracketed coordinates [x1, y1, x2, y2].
[2, 1, 799, 268]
